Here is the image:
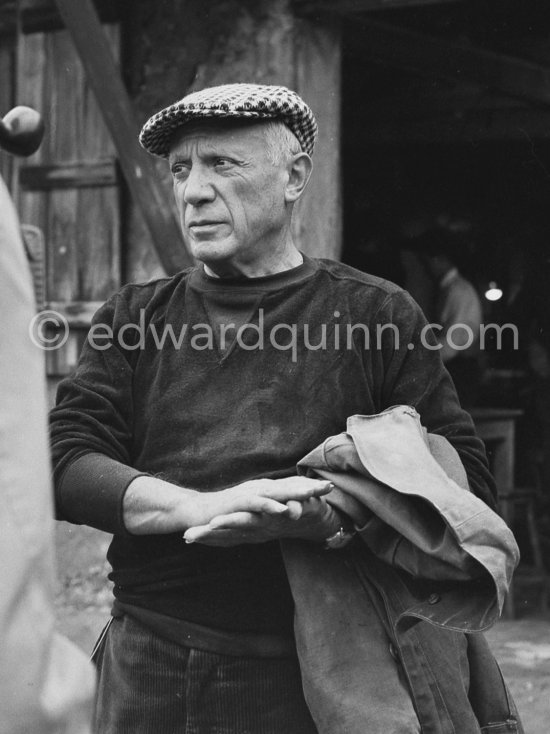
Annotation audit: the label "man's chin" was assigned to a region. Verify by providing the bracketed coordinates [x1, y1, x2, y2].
[190, 241, 240, 273]
[192, 249, 226, 266]
[191, 238, 233, 260]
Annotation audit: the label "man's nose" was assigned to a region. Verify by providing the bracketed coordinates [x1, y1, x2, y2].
[183, 165, 215, 206]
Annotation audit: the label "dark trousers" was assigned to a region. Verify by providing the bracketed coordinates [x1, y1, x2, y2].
[93, 613, 318, 734]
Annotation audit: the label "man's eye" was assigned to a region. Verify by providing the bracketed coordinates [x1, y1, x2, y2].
[171, 164, 190, 178]
[214, 158, 232, 169]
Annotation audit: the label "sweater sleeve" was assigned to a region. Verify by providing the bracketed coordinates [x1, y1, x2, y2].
[50, 293, 147, 533]
[372, 289, 496, 509]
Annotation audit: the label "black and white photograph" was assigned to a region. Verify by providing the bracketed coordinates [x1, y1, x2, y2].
[1, 1, 549, 732]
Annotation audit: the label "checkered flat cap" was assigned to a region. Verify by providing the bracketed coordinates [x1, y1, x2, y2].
[139, 83, 318, 158]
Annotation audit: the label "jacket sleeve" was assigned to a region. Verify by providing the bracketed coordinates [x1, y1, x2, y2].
[49, 293, 146, 534]
[371, 289, 496, 508]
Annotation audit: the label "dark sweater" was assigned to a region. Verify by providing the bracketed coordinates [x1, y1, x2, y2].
[50, 256, 495, 635]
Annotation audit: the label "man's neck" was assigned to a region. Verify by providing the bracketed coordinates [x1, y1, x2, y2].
[203, 249, 304, 279]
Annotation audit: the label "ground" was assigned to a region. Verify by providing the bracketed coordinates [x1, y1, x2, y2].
[486, 619, 550, 734]
[55, 523, 550, 733]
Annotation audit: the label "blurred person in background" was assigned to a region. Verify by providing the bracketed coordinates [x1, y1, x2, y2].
[414, 226, 483, 408]
[0, 105, 95, 734]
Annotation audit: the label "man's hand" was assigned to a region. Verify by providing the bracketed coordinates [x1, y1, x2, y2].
[183, 495, 341, 546]
[123, 474, 334, 535]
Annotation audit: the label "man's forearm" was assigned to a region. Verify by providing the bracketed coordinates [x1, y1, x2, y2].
[54, 452, 201, 535]
[55, 453, 334, 537]
[125, 475, 335, 537]
[54, 452, 147, 534]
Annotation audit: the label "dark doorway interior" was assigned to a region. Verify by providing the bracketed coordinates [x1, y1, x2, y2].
[341, 3, 550, 486]
[341, 4, 550, 365]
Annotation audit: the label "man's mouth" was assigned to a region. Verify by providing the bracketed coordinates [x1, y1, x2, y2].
[188, 220, 223, 228]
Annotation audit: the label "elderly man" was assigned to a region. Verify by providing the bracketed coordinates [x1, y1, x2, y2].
[0, 106, 95, 734]
[50, 84, 521, 734]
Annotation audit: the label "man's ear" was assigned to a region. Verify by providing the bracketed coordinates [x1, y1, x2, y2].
[284, 152, 313, 203]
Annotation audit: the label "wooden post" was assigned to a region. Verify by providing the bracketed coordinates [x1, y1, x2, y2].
[52, 0, 192, 275]
[294, 20, 342, 260]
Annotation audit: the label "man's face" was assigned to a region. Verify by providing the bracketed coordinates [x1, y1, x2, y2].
[168, 121, 291, 277]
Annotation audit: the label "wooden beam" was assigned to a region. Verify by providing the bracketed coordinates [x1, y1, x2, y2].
[52, 0, 192, 275]
[19, 160, 117, 190]
[348, 19, 550, 108]
[19, 0, 121, 34]
[293, 0, 461, 16]
[0, 0, 121, 36]
[47, 300, 104, 327]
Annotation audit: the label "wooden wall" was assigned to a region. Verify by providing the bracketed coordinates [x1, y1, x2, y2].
[16, 23, 121, 376]
[3, 0, 342, 390]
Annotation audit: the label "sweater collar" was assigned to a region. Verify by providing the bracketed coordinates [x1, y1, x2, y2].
[189, 254, 318, 293]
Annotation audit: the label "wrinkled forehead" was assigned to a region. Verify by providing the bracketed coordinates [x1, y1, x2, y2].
[168, 117, 271, 156]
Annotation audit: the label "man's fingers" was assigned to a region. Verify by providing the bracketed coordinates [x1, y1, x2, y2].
[245, 497, 291, 515]
[183, 524, 212, 542]
[209, 512, 259, 529]
[285, 500, 303, 520]
[213, 479, 334, 520]
[184, 524, 255, 547]
[259, 478, 333, 502]
[309, 482, 334, 498]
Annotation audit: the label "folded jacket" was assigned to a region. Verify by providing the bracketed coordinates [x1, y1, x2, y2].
[297, 405, 518, 613]
[281, 405, 522, 734]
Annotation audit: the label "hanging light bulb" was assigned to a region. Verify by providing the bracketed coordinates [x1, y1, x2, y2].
[484, 281, 503, 302]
